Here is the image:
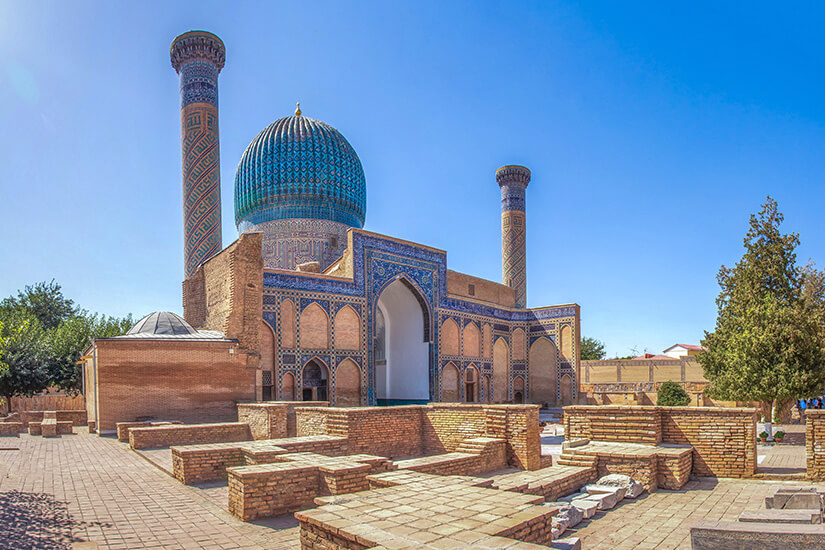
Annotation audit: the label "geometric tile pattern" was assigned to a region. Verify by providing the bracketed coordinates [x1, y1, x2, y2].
[181, 103, 222, 277]
[261, 229, 578, 405]
[234, 114, 367, 232]
[247, 218, 350, 271]
[496, 165, 530, 309]
[171, 31, 226, 278]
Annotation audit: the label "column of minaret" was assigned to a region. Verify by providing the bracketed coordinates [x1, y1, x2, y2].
[496, 165, 531, 309]
[170, 31, 226, 278]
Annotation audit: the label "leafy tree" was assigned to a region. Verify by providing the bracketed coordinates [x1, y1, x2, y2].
[657, 381, 690, 406]
[0, 312, 50, 414]
[580, 336, 606, 360]
[700, 197, 825, 419]
[47, 312, 133, 394]
[0, 280, 75, 330]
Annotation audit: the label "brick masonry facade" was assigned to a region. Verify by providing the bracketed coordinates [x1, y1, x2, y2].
[564, 405, 758, 478]
[806, 409, 825, 481]
[83, 338, 257, 433]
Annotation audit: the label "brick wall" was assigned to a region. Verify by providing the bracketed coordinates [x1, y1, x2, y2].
[239, 402, 328, 440]
[662, 407, 757, 477]
[172, 435, 349, 484]
[129, 422, 252, 450]
[422, 404, 486, 453]
[335, 406, 424, 457]
[90, 339, 257, 433]
[295, 407, 331, 437]
[294, 404, 541, 470]
[807, 410, 825, 481]
[564, 405, 757, 478]
[0, 422, 23, 435]
[238, 403, 285, 440]
[564, 405, 661, 444]
[183, 232, 264, 369]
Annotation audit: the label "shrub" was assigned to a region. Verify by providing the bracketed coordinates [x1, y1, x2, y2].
[657, 381, 691, 406]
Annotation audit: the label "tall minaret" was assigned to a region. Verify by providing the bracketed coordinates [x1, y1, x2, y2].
[170, 31, 225, 278]
[496, 165, 531, 309]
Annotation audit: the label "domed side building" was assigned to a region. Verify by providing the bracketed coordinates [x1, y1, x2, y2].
[81, 31, 581, 433]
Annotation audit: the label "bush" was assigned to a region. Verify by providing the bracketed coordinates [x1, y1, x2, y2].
[656, 381, 691, 406]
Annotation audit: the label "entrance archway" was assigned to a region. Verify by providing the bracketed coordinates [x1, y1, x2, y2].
[375, 278, 430, 404]
[281, 372, 296, 401]
[441, 363, 459, 402]
[260, 321, 275, 400]
[302, 359, 328, 401]
[493, 338, 509, 402]
[560, 373, 574, 405]
[465, 365, 479, 403]
[335, 359, 362, 406]
[513, 376, 525, 403]
[529, 337, 558, 406]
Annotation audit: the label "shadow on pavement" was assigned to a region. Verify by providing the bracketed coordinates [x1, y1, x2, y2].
[0, 490, 110, 550]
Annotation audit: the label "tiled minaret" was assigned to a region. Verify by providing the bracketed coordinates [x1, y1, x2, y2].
[171, 31, 225, 278]
[496, 165, 531, 309]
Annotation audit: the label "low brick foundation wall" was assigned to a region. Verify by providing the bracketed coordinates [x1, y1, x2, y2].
[19, 410, 87, 428]
[117, 421, 183, 442]
[129, 422, 252, 450]
[395, 453, 480, 476]
[807, 410, 825, 481]
[0, 422, 24, 436]
[659, 451, 693, 490]
[238, 401, 328, 440]
[172, 435, 349, 484]
[564, 405, 757, 478]
[227, 452, 394, 521]
[295, 403, 541, 470]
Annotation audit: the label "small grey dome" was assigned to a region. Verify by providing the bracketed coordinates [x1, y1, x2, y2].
[127, 312, 197, 336]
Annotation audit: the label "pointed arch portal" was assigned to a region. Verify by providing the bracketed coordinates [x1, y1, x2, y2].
[375, 278, 431, 405]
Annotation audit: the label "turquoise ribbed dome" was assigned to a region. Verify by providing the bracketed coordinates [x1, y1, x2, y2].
[234, 114, 366, 231]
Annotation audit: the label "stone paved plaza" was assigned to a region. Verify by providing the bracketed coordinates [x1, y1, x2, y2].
[0, 427, 818, 549]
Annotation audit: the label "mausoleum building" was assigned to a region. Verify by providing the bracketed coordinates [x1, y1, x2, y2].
[82, 30, 580, 432]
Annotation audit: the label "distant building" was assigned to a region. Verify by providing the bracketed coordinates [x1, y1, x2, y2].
[663, 344, 705, 359]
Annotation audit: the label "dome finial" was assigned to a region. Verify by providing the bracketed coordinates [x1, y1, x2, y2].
[295, 101, 302, 116]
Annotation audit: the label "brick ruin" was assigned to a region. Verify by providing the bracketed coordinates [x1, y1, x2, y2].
[564, 405, 758, 478]
[108, 402, 775, 548]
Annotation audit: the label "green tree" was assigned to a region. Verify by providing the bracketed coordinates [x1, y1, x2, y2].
[657, 381, 690, 406]
[0, 280, 75, 330]
[0, 312, 50, 413]
[699, 197, 825, 419]
[47, 312, 133, 394]
[580, 336, 606, 360]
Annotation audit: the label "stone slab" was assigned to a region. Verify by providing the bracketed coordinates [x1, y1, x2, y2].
[739, 509, 821, 524]
[765, 487, 824, 511]
[574, 490, 618, 510]
[550, 538, 581, 550]
[691, 520, 825, 549]
[596, 473, 645, 498]
[585, 484, 627, 500]
[568, 499, 598, 518]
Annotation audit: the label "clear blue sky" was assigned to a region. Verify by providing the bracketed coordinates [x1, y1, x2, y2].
[2, 1, 824, 358]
